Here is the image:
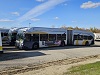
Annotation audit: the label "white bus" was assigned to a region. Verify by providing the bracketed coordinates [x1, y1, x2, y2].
[94, 33, 100, 41]
[0, 32, 3, 54]
[16, 27, 94, 50]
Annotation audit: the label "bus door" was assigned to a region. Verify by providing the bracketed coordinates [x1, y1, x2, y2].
[24, 34, 39, 49]
[67, 30, 73, 45]
[32, 34, 39, 43]
[40, 34, 48, 47]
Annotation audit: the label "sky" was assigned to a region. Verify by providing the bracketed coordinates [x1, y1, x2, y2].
[0, 0, 100, 29]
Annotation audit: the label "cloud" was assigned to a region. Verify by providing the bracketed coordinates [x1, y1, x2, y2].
[11, 12, 20, 16]
[81, 1, 100, 9]
[17, 0, 67, 23]
[54, 17, 59, 20]
[0, 19, 14, 22]
[30, 18, 40, 21]
[36, 0, 45, 2]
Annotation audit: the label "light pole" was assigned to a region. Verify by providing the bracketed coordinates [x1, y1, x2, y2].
[29, 23, 31, 27]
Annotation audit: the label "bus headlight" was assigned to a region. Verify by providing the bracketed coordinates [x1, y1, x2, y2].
[21, 43, 23, 46]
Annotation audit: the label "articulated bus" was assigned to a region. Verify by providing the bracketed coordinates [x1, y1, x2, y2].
[0, 32, 3, 54]
[15, 27, 94, 49]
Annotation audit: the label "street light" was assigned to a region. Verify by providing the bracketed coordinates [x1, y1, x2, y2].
[29, 23, 31, 27]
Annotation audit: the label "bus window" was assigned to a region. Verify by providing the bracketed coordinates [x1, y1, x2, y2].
[12, 33, 17, 37]
[1, 33, 3, 37]
[83, 35, 88, 40]
[74, 35, 78, 40]
[25, 34, 31, 41]
[18, 34, 24, 39]
[49, 34, 56, 41]
[40, 34, 48, 41]
[11, 33, 17, 41]
[88, 36, 93, 40]
[62, 34, 66, 40]
[57, 34, 61, 40]
[78, 35, 83, 40]
[4, 33, 8, 36]
[31, 34, 39, 41]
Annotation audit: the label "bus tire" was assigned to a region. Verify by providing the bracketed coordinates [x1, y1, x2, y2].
[61, 41, 65, 47]
[91, 40, 94, 45]
[85, 41, 89, 46]
[0, 51, 3, 54]
[32, 43, 39, 50]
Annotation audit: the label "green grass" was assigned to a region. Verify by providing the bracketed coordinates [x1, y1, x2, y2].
[64, 61, 100, 75]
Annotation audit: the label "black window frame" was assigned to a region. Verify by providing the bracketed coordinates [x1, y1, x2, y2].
[74, 35, 78, 40]
[62, 34, 66, 40]
[57, 34, 62, 40]
[83, 35, 88, 40]
[31, 34, 39, 41]
[88, 36, 93, 40]
[77, 35, 83, 40]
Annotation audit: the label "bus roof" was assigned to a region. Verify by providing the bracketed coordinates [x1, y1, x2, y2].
[17, 27, 30, 34]
[9, 27, 29, 33]
[0, 28, 9, 33]
[9, 27, 19, 33]
[25, 27, 67, 34]
[73, 30, 94, 36]
[17, 27, 94, 36]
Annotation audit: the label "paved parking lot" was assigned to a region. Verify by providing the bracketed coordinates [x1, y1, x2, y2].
[0, 41, 100, 70]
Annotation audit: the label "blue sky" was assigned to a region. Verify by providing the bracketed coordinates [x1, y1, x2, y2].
[0, 0, 100, 29]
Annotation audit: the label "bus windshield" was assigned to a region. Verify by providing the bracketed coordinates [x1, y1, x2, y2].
[17, 33, 25, 40]
[12, 33, 17, 38]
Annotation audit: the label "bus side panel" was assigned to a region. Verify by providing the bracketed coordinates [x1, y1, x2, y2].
[39, 41, 48, 47]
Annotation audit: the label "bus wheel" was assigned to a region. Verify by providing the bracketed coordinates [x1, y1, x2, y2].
[85, 41, 89, 46]
[32, 43, 39, 50]
[91, 40, 94, 45]
[61, 41, 65, 47]
[0, 51, 3, 54]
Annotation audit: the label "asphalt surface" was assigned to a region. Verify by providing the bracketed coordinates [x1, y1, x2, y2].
[0, 41, 100, 70]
